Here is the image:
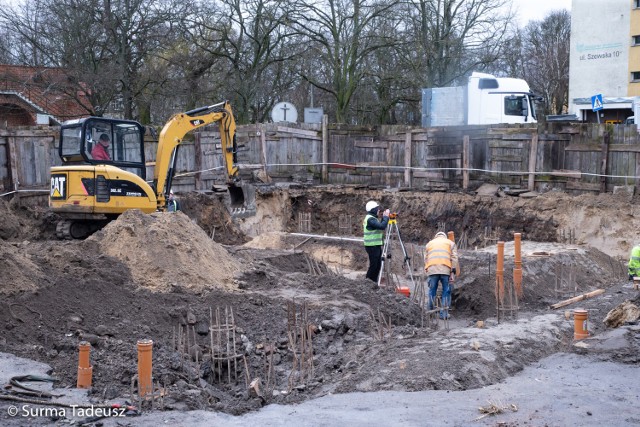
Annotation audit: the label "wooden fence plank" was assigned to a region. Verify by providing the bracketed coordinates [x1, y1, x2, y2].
[528, 134, 538, 191]
[404, 132, 412, 187]
[551, 169, 582, 178]
[354, 140, 388, 149]
[463, 135, 469, 190]
[600, 133, 609, 192]
[413, 171, 443, 179]
[566, 181, 601, 191]
[491, 155, 522, 162]
[488, 140, 525, 149]
[424, 154, 461, 161]
[276, 126, 319, 138]
[7, 135, 19, 191]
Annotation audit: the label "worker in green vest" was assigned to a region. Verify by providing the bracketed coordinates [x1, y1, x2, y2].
[363, 200, 390, 282]
[167, 189, 180, 212]
[628, 245, 640, 280]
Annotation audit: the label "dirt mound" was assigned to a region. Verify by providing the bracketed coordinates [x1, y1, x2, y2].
[0, 240, 44, 295]
[0, 197, 57, 241]
[88, 210, 240, 292]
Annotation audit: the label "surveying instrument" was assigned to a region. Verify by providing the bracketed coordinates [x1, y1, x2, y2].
[376, 213, 416, 289]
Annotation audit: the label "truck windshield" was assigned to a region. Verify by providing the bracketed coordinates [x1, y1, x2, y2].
[504, 95, 528, 117]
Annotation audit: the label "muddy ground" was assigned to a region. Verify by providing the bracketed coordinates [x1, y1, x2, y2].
[0, 186, 639, 424]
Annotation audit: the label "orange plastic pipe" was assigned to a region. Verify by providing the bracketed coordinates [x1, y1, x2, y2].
[447, 231, 455, 242]
[514, 233, 523, 297]
[514, 233, 522, 264]
[137, 339, 153, 397]
[497, 241, 504, 272]
[497, 241, 505, 303]
[77, 341, 93, 388]
[574, 309, 589, 340]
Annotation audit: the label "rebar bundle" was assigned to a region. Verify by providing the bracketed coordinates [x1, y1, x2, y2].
[298, 212, 311, 233]
[369, 308, 392, 340]
[209, 306, 240, 384]
[286, 299, 314, 391]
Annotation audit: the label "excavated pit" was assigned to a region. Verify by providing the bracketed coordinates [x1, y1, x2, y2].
[0, 187, 638, 420]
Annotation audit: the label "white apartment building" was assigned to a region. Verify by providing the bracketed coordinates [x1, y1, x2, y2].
[569, 0, 640, 122]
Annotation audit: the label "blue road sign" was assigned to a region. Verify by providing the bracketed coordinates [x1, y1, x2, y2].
[591, 94, 604, 112]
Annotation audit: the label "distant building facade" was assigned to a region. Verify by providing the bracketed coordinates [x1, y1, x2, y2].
[0, 65, 92, 127]
[569, 0, 640, 122]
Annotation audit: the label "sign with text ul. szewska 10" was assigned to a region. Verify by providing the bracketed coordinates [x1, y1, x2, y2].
[591, 94, 604, 112]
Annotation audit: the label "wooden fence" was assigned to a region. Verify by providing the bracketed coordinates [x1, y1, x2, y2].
[2, 121, 640, 197]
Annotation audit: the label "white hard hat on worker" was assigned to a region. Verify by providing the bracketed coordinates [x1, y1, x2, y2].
[365, 200, 379, 212]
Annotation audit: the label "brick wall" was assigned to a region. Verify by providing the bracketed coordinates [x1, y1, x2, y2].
[0, 94, 36, 127]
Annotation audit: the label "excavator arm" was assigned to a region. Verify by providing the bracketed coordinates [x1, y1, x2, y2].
[153, 101, 238, 210]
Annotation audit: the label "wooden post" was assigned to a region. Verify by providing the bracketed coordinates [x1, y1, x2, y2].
[194, 132, 203, 190]
[43, 136, 52, 184]
[322, 115, 328, 183]
[527, 134, 538, 191]
[600, 131, 609, 193]
[260, 124, 269, 181]
[462, 135, 470, 190]
[404, 131, 412, 188]
[385, 139, 392, 186]
[33, 141, 43, 185]
[7, 134, 20, 193]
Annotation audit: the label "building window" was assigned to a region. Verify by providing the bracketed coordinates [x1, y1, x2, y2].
[632, 72, 640, 82]
[634, 35, 640, 45]
[636, 0, 640, 8]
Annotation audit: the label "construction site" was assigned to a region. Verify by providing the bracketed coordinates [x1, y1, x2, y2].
[0, 118, 639, 425]
[0, 184, 639, 426]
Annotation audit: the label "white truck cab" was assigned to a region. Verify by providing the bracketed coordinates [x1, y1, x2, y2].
[422, 72, 538, 127]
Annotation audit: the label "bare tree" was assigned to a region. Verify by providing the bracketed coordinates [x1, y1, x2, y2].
[0, 0, 187, 121]
[486, 25, 525, 78]
[0, 26, 14, 64]
[522, 10, 571, 115]
[181, 0, 301, 124]
[290, 0, 401, 123]
[408, 0, 513, 88]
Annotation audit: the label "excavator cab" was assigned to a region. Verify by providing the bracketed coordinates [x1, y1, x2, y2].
[59, 117, 146, 174]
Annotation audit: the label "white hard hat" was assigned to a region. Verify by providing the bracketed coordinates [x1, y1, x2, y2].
[365, 200, 379, 211]
[435, 231, 447, 238]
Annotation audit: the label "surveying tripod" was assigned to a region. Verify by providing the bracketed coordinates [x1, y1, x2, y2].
[376, 214, 416, 289]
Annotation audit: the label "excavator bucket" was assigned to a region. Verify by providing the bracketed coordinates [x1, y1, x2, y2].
[227, 182, 256, 218]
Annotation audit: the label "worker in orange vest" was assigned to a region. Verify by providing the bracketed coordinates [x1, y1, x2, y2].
[425, 231, 458, 319]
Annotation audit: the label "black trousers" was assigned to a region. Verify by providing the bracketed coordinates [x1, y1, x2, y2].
[365, 245, 383, 282]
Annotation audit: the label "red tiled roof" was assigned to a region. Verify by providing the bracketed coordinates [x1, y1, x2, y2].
[0, 64, 93, 121]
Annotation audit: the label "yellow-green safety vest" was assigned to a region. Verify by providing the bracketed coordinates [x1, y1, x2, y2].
[629, 245, 640, 276]
[363, 214, 383, 246]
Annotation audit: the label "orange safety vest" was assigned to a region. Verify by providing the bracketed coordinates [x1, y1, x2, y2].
[425, 237, 452, 269]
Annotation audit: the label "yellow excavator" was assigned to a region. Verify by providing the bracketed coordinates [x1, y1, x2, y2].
[49, 101, 254, 239]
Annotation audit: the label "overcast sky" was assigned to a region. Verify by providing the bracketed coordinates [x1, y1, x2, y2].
[511, 0, 572, 26]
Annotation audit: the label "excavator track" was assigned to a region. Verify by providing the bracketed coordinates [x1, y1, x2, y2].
[56, 219, 109, 240]
[56, 220, 73, 240]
